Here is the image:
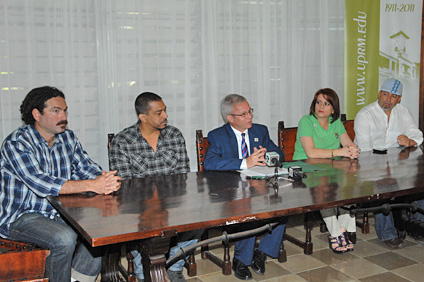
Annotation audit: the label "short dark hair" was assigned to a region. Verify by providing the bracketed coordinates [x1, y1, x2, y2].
[135, 92, 162, 115]
[309, 88, 340, 123]
[20, 86, 66, 125]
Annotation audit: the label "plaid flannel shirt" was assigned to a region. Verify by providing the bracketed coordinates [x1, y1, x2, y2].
[109, 122, 190, 179]
[0, 125, 102, 237]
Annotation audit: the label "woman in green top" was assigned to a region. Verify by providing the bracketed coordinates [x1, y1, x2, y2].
[293, 88, 360, 254]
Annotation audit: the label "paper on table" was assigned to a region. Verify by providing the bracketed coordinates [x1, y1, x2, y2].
[238, 166, 288, 177]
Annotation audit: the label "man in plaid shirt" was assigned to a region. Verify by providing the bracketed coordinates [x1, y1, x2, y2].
[109, 92, 196, 282]
[109, 92, 190, 178]
[0, 86, 122, 282]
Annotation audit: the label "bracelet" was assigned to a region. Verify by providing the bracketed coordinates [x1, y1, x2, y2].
[331, 150, 334, 158]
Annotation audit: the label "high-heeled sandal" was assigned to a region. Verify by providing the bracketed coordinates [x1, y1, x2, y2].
[341, 232, 354, 251]
[328, 235, 347, 254]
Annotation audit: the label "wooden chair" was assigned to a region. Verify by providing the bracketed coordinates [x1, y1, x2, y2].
[341, 114, 356, 141]
[340, 115, 370, 234]
[278, 121, 317, 254]
[279, 115, 356, 154]
[278, 118, 367, 253]
[107, 133, 197, 279]
[278, 121, 297, 161]
[196, 130, 288, 269]
[195, 130, 232, 274]
[195, 130, 209, 172]
[0, 238, 50, 282]
[106, 133, 138, 282]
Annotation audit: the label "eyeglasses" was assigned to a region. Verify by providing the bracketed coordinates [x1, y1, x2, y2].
[229, 108, 254, 117]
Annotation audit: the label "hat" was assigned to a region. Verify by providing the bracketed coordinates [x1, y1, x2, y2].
[380, 78, 403, 96]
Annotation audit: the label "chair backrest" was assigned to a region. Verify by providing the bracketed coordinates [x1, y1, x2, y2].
[196, 130, 210, 171]
[0, 238, 50, 281]
[278, 116, 355, 162]
[107, 133, 115, 152]
[340, 114, 355, 141]
[278, 121, 298, 162]
[107, 133, 115, 170]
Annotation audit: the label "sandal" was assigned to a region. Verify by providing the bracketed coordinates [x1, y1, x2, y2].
[341, 232, 354, 251]
[328, 235, 347, 254]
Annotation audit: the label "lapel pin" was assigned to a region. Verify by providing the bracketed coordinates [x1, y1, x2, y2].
[254, 138, 259, 142]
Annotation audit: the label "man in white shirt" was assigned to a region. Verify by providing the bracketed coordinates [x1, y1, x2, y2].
[354, 78, 424, 248]
[354, 78, 423, 151]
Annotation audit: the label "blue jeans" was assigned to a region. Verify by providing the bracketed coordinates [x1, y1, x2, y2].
[7, 212, 101, 282]
[412, 200, 424, 222]
[375, 200, 424, 241]
[375, 211, 398, 241]
[131, 239, 198, 281]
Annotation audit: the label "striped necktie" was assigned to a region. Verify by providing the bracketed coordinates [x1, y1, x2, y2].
[241, 133, 248, 159]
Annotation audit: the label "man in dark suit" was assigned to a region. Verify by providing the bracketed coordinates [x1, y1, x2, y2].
[204, 94, 286, 280]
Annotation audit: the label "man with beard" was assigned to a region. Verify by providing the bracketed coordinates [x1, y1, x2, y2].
[0, 86, 122, 282]
[354, 78, 422, 151]
[109, 92, 190, 179]
[109, 92, 193, 282]
[354, 78, 424, 249]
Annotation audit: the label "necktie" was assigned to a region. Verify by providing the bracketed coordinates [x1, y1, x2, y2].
[241, 133, 248, 159]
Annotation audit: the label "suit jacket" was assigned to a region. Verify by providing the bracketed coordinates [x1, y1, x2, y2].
[204, 123, 284, 171]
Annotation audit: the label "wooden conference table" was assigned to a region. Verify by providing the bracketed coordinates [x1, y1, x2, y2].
[48, 147, 424, 282]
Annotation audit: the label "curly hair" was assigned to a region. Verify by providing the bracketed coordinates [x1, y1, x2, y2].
[20, 86, 66, 125]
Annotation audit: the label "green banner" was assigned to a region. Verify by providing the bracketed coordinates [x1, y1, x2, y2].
[345, 0, 422, 121]
[344, 0, 380, 119]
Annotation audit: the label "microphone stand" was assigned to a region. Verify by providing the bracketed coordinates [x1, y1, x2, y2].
[266, 166, 280, 194]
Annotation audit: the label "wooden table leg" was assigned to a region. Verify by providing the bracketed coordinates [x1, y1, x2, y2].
[101, 245, 125, 282]
[278, 239, 287, 263]
[124, 247, 136, 282]
[140, 236, 172, 282]
[356, 212, 370, 234]
[185, 254, 197, 276]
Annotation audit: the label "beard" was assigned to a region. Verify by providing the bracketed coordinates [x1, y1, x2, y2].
[380, 102, 392, 112]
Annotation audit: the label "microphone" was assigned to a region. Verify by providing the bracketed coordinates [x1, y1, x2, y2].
[265, 152, 283, 168]
[288, 166, 307, 179]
